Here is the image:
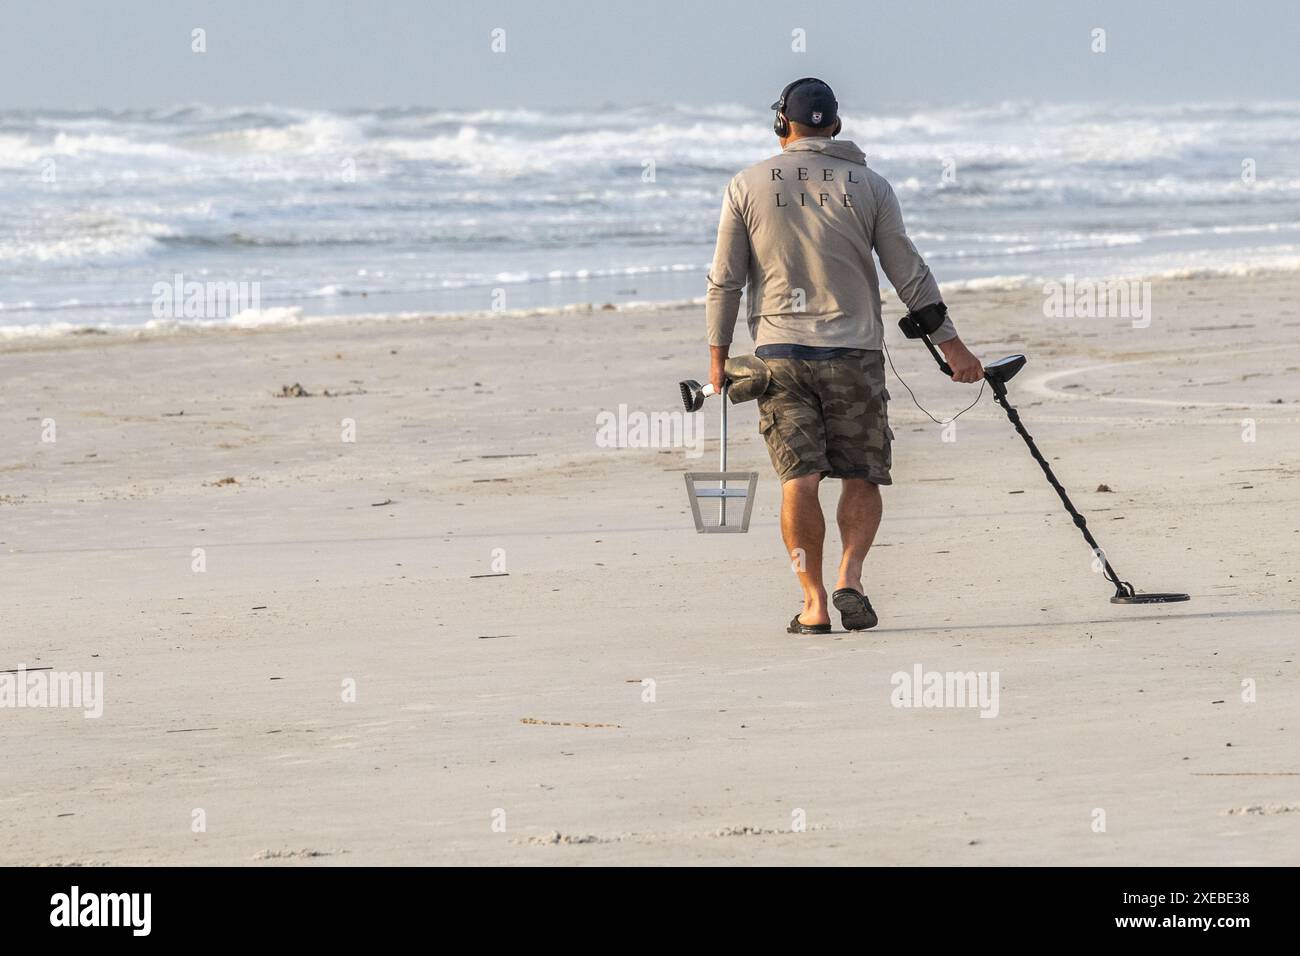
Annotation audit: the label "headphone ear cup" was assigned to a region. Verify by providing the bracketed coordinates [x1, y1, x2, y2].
[832, 118, 842, 136]
[774, 113, 789, 137]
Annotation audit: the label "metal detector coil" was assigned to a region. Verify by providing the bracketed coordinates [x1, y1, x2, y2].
[682, 382, 758, 533]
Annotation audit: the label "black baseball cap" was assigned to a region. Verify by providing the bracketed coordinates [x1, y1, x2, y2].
[771, 78, 839, 128]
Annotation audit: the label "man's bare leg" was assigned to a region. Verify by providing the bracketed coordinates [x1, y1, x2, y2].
[781, 473, 829, 626]
[835, 478, 882, 593]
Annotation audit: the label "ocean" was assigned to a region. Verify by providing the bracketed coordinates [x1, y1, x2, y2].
[3, 100, 1300, 336]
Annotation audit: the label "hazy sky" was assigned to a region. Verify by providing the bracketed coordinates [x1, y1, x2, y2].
[1, 0, 1295, 110]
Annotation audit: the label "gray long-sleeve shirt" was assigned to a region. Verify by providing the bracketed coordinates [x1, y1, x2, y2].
[705, 137, 957, 349]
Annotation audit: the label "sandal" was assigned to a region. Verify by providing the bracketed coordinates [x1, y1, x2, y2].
[787, 614, 831, 635]
[832, 588, 878, 631]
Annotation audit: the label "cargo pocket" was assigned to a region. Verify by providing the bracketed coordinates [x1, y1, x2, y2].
[758, 407, 798, 480]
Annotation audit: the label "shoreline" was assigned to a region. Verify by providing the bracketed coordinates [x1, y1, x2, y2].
[7, 262, 1300, 351]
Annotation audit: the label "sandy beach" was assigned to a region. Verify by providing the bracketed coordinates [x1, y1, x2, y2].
[2, 271, 1299, 866]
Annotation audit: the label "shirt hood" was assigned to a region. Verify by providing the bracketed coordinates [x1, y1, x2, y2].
[782, 138, 867, 165]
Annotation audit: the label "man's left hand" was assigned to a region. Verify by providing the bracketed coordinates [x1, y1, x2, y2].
[709, 345, 729, 395]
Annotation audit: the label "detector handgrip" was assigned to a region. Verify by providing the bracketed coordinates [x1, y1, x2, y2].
[899, 310, 953, 377]
[922, 334, 953, 377]
[678, 379, 720, 413]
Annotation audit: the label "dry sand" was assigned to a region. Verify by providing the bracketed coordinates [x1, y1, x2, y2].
[2, 272, 1299, 865]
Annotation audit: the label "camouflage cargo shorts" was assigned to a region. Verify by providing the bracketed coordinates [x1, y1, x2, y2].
[756, 349, 893, 484]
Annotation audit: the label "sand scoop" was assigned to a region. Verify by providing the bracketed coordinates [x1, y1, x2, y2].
[678, 379, 758, 533]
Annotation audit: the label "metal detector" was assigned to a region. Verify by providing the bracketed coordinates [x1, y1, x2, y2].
[899, 310, 1189, 605]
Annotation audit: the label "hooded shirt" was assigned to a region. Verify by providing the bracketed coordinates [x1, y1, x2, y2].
[705, 137, 956, 350]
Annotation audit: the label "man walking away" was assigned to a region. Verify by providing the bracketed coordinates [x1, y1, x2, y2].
[705, 77, 983, 634]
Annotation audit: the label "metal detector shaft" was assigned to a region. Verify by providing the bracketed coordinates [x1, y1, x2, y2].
[915, 332, 1136, 599]
[984, 377, 1135, 598]
[719, 382, 728, 525]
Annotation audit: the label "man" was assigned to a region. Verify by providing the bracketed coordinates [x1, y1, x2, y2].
[705, 77, 982, 635]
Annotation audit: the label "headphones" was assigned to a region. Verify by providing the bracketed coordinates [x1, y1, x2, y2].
[772, 77, 842, 138]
